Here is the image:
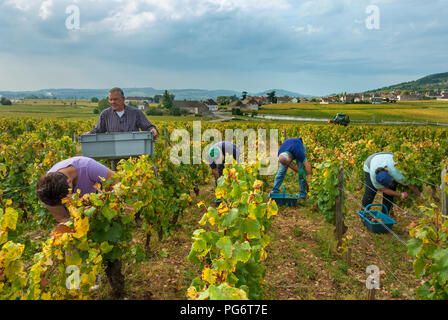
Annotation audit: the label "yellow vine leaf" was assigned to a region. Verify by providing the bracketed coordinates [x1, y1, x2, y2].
[73, 217, 89, 239]
[197, 200, 205, 208]
[201, 267, 217, 285]
[4, 207, 18, 231]
[186, 286, 200, 300]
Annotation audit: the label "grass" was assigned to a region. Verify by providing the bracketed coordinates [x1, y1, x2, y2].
[258, 101, 448, 123]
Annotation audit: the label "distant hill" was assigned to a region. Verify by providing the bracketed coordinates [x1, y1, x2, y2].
[255, 89, 313, 98]
[0, 87, 311, 100]
[366, 72, 448, 93]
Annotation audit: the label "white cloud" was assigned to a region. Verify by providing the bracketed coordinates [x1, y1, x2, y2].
[298, 0, 336, 17]
[84, 0, 291, 34]
[39, 0, 53, 20]
[292, 24, 323, 35]
[5, 0, 33, 11]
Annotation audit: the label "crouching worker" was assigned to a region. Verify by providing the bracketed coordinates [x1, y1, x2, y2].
[362, 152, 421, 216]
[207, 141, 242, 186]
[270, 137, 312, 199]
[36, 156, 126, 299]
[36, 156, 114, 223]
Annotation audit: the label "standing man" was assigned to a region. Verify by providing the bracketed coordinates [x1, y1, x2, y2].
[88, 87, 159, 170]
[362, 152, 421, 215]
[270, 138, 312, 199]
[207, 141, 242, 185]
[90, 87, 159, 138]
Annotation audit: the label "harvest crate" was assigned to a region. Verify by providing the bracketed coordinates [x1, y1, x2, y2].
[79, 131, 154, 159]
[269, 185, 301, 207]
[357, 204, 396, 234]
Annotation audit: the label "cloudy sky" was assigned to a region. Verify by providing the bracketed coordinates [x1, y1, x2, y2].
[0, 0, 446, 96]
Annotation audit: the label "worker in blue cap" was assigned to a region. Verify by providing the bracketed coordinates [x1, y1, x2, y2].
[362, 152, 421, 215]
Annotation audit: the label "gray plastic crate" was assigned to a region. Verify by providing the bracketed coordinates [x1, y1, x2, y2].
[79, 131, 154, 159]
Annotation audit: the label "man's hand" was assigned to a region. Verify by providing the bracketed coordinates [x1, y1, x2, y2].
[151, 128, 158, 139]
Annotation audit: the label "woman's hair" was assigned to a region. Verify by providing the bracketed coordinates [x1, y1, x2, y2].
[36, 172, 69, 206]
[375, 167, 387, 175]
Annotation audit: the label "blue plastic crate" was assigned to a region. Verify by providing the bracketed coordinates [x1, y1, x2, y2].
[269, 185, 301, 207]
[357, 204, 397, 234]
[79, 131, 154, 159]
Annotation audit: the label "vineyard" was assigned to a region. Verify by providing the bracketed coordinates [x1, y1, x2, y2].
[0, 118, 447, 300]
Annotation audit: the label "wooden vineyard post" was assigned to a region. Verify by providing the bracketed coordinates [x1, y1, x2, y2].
[367, 287, 376, 300]
[335, 168, 345, 247]
[283, 129, 287, 141]
[346, 247, 352, 266]
[442, 167, 448, 222]
[164, 128, 168, 148]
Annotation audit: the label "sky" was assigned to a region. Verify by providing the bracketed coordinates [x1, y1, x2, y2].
[0, 0, 447, 96]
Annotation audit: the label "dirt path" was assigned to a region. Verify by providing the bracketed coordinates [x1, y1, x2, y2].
[94, 180, 419, 300]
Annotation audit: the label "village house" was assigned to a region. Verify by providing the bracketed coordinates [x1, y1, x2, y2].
[437, 90, 448, 100]
[341, 94, 357, 103]
[256, 96, 268, 105]
[204, 99, 218, 112]
[125, 97, 153, 111]
[173, 100, 212, 116]
[245, 96, 267, 105]
[371, 97, 383, 104]
[241, 97, 259, 109]
[276, 96, 290, 104]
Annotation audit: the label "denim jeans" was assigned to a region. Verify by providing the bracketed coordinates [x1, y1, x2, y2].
[270, 160, 308, 198]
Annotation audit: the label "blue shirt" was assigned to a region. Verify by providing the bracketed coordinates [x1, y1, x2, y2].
[278, 138, 306, 164]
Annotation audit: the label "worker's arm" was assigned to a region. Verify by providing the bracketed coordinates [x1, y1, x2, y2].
[45, 204, 70, 223]
[378, 187, 407, 198]
[89, 112, 106, 134]
[304, 160, 312, 176]
[106, 168, 115, 180]
[211, 168, 220, 183]
[287, 162, 299, 173]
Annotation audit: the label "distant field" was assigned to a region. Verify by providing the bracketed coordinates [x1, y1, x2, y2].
[259, 101, 448, 123]
[0, 103, 214, 122]
[22, 99, 99, 107]
[0, 104, 97, 118]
